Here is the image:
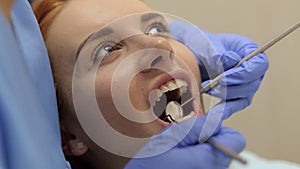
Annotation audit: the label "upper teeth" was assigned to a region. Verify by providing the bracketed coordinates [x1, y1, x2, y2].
[154, 79, 188, 102]
[160, 79, 187, 92]
[149, 78, 196, 123]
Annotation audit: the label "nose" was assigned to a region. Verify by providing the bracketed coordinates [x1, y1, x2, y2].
[126, 34, 174, 52]
[125, 34, 175, 69]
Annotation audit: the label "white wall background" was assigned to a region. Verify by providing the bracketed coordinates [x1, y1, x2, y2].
[144, 0, 300, 164]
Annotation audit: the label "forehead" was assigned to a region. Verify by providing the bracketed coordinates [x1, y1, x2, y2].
[46, 0, 152, 59]
[87, 13, 165, 41]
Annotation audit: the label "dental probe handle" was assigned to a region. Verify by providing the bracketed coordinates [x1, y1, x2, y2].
[207, 139, 247, 165]
[181, 20, 300, 107]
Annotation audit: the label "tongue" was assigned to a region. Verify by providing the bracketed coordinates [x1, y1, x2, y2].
[165, 90, 181, 103]
[153, 89, 182, 123]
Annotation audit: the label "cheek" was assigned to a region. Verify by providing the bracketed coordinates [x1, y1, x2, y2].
[94, 67, 163, 138]
[94, 68, 123, 128]
[95, 67, 114, 106]
[129, 74, 152, 111]
[171, 41, 201, 84]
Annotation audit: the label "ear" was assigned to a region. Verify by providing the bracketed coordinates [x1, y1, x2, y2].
[69, 139, 88, 156]
[65, 138, 88, 156]
[60, 124, 88, 156]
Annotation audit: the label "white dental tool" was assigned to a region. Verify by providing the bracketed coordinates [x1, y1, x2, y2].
[165, 20, 300, 165]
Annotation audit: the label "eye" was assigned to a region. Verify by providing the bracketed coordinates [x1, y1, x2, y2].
[146, 22, 169, 36]
[93, 41, 122, 63]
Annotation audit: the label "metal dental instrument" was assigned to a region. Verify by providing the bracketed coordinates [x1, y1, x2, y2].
[181, 20, 300, 107]
[207, 139, 248, 165]
[165, 20, 300, 165]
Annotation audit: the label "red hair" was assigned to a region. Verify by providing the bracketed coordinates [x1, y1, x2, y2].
[31, 0, 65, 38]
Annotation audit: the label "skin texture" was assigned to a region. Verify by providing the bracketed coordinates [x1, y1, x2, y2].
[42, 0, 203, 168]
[0, 0, 14, 24]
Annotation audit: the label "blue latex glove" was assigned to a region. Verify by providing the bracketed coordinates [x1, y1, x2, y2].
[169, 21, 269, 109]
[125, 116, 245, 169]
[0, 0, 70, 168]
[126, 21, 263, 169]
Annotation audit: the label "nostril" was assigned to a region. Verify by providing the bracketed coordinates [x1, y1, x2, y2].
[150, 56, 162, 67]
[169, 51, 175, 61]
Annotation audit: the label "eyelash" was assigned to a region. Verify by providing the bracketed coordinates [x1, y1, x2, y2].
[92, 39, 122, 64]
[92, 21, 169, 64]
[145, 22, 169, 36]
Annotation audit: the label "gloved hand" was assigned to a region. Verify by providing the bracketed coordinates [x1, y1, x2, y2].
[169, 21, 269, 113]
[125, 116, 246, 169]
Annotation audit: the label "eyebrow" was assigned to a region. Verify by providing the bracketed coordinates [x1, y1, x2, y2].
[89, 27, 114, 41]
[74, 27, 114, 61]
[89, 13, 163, 40]
[141, 13, 164, 23]
[75, 13, 164, 61]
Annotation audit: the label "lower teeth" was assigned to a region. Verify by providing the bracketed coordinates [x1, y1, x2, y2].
[176, 111, 195, 123]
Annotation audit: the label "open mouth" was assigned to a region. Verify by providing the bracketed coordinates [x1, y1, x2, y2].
[152, 78, 195, 123]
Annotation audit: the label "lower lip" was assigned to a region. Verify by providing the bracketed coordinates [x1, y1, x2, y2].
[156, 108, 204, 127]
[194, 100, 204, 116]
[156, 119, 171, 127]
[196, 109, 204, 116]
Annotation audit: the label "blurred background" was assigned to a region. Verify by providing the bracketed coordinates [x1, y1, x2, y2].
[144, 0, 300, 164]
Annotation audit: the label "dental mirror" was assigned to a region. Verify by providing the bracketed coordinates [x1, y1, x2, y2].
[165, 101, 183, 123]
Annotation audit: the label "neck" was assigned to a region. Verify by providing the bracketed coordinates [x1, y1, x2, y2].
[68, 146, 130, 169]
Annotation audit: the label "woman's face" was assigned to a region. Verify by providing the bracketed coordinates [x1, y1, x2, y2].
[45, 0, 203, 155]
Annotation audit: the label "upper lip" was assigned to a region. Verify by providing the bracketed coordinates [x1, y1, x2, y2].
[150, 69, 192, 92]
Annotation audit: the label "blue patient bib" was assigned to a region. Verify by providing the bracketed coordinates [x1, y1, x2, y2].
[0, 0, 70, 168]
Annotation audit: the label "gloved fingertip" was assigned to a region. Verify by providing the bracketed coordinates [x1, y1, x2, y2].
[169, 21, 188, 41]
[201, 81, 223, 97]
[218, 76, 232, 86]
[169, 20, 198, 42]
[221, 51, 241, 69]
[212, 127, 246, 153]
[201, 80, 211, 88]
[218, 66, 245, 85]
[208, 99, 249, 120]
